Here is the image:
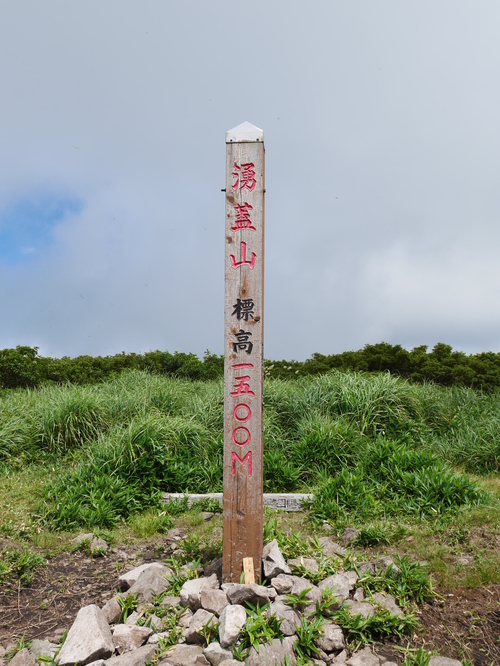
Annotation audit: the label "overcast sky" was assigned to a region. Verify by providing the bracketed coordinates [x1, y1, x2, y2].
[1, 1, 499, 361]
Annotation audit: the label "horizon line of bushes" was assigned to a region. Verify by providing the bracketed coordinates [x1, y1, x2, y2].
[2, 341, 500, 391]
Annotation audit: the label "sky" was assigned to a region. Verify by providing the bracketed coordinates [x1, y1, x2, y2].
[1, 1, 500, 361]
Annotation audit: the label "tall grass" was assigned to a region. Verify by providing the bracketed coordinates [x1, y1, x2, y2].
[0, 369, 496, 528]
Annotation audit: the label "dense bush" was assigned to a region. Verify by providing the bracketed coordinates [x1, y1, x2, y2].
[3, 342, 500, 390]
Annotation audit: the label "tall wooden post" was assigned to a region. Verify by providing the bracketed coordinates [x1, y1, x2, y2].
[223, 122, 265, 583]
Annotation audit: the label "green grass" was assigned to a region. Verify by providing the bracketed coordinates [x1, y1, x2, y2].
[0, 369, 497, 532]
[0, 547, 46, 586]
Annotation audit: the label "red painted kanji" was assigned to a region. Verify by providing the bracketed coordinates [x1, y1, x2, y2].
[232, 203, 256, 231]
[232, 163, 257, 191]
[230, 241, 256, 269]
[230, 376, 255, 397]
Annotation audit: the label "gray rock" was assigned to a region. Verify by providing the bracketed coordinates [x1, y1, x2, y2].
[125, 611, 140, 626]
[334, 650, 348, 664]
[344, 600, 375, 619]
[371, 592, 402, 617]
[158, 644, 205, 666]
[200, 588, 229, 616]
[47, 628, 67, 644]
[246, 636, 297, 666]
[357, 562, 375, 576]
[194, 656, 210, 666]
[344, 571, 359, 589]
[275, 575, 321, 606]
[204, 558, 223, 584]
[118, 563, 169, 591]
[112, 625, 152, 654]
[180, 575, 220, 610]
[127, 568, 170, 604]
[314, 622, 345, 652]
[179, 609, 194, 627]
[271, 575, 294, 594]
[288, 557, 319, 573]
[353, 587, 365, 602]
[144, 614, 162, 631]
[318, 574, 351, 609]
[268, 600, 301, 636]
[202, 642, 233, 666]
[30, 640, 58, 661]
[346, 647, 381, 666]
[218, 604, 246, 648]
[262, 539, 291, 579]
[428, 659, 463, 666]
[185, 609, 216, 645]
[318, 537, 347, 558]
[200, 512, 214, 521]
[341, 528, 360, 546]
[102, 596, 121, 624]
[56, 605, 114, 666]
[371, 556, 399, 574]
[91, 538, 109, 554]
[104, 645, 156, 666]
[148, 632, 168, 644]
[215, 661, 240, 666]
[9, 649, 35, 666]
[222, 582, 276, 607]
[86, 661, 105, 666]
[72, 533, 94, 546]
[160, 595, 181, 608]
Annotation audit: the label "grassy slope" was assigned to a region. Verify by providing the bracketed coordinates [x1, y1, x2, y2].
[1, 369, 500, 589]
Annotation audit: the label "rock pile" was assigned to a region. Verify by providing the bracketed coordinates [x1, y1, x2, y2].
[3, 535, 463, 666]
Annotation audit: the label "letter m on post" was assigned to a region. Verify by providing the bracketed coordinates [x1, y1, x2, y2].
[232, 451, 252, 476]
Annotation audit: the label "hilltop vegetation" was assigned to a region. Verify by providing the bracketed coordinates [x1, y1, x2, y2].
[0, 369, 496, 531]
[2, 341, 500, 390]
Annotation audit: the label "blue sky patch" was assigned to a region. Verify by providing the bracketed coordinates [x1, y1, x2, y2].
[0, 195, 83, 264]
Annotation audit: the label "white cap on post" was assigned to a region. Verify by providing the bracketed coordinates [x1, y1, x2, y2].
[226, 121, 264, 143]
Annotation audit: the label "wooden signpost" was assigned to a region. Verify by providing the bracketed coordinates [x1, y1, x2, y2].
[223, 122, 265, 583]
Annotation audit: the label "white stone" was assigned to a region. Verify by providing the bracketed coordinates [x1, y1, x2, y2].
[268, 600, 301, 636]
[112, 625, 152, 654]
[105, 645, 156, 666]
[246, 636, 297, 666]
[344, 600, 375, 619]
[314, 623, 345, 652]
[287, 557, 319, 574]
[185, 609, 215, 644]
[157, 644, 205, 666]
[202, 642, 233, 665]
[56, 605, 114, 666]
[262, 539, 291, 579]
[102, 596, 121, 624]
[225, 121, 263, 143]
[218, 604, 246, 648]
[30, 640, 58, 661]
[346, 646, 381, 666]
[118, 563, 169, 590]
[318, 574, 351, 609]
[371, 592, 402, 617]
[127, 568, 170, 603]
[180, 575, 219, 610]
[428, 659, 463, 666]
[200, 588, 229, 616]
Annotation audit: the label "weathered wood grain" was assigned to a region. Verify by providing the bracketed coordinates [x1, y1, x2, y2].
[223, 126, 265, 582]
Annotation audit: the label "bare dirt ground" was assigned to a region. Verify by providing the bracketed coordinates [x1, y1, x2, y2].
[1, 536, 499, 664]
